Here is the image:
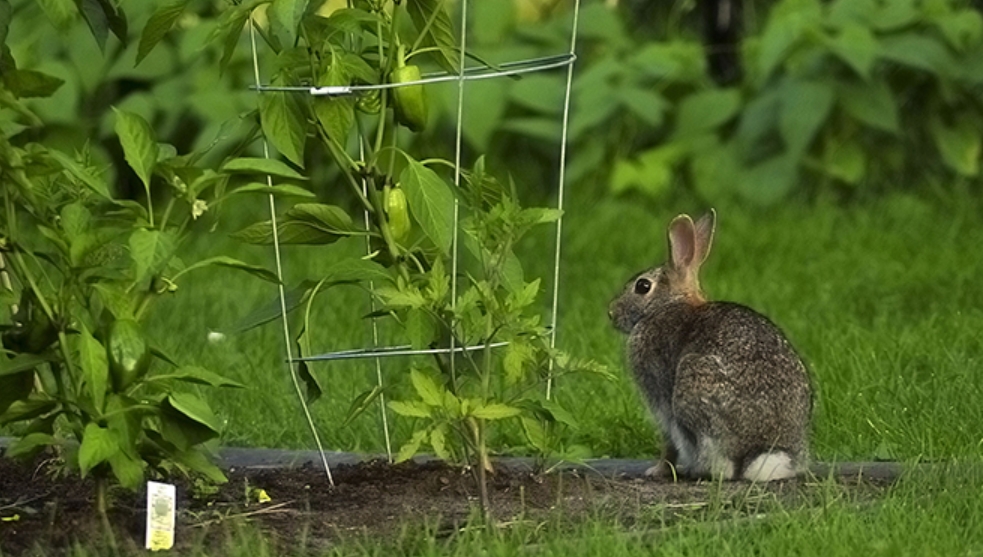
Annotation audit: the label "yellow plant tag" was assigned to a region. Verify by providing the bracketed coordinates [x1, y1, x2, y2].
[145, 481, 176, 551]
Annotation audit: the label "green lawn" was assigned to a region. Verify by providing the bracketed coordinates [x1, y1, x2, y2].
[153, 189, 983, 463]
[12, 189, 983, 556]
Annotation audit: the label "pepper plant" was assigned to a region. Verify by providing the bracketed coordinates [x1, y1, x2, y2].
[0, 58, 291, 508]
[144, 0, 609, 512]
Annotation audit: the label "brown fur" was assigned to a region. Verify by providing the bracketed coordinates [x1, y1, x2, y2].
[609, 209, 812, 481]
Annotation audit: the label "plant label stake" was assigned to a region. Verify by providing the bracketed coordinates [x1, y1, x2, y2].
[145, 481, 176, 551]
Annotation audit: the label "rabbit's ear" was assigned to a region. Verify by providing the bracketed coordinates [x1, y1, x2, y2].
[668, 214, 697, 271]
[693, 209, 717, 265]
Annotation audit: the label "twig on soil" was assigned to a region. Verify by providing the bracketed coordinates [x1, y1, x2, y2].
[189, 501, 296, 528]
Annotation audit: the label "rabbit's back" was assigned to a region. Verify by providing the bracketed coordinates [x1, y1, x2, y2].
[633, 301, 812, 470]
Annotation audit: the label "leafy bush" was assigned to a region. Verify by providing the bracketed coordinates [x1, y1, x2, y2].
[474, 0, 983, 204]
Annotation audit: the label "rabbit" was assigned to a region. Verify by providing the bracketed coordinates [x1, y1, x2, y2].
[608, 209, 812, 482]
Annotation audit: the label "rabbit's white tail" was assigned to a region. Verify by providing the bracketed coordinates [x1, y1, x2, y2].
[743, 452, 799, 482]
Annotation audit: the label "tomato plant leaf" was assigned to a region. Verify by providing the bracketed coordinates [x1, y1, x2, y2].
[470, 402, 521, 420]
[396, 429, 428, 463]
[410, 369, 444, 407]
[389, 400, 432, 418]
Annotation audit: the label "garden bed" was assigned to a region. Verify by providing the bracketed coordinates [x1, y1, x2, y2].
[0, 445, 903, 556]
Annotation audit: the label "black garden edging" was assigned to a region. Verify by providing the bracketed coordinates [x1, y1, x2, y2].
[0, 437, 906, 482]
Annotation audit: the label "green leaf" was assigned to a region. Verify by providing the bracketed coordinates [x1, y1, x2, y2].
[166, 392, 223, 433]
[0, 354, 53, 377]
[879, 33, 954, 74]
[0, 371, 34, 418]
[35, 0, 75, 29]
[288, 203, 357, 232]
[510, 75, 565, 115]
[0, 0, 10, 45]
[737, 154, 798, 205]
[341, 385, 384, 428]
[60, 202, 92, 241]
[375, 285, 427, 309]
[400, 159, 456, 254]
[232, 182, 315, 199]
[405, 308, 435, 350]
[395, 429, 428, 463]
[430, 424, 449, 460]
[136, 0, 189, 65]
[210, 3, 252, 72]
[673, 88, 742, 140]
[221, 157, 308, 180]
[3, 69, 65, 98]
[503, 341, 534, 384]
[129, 229, 173, 283]
[822, 137, 866, 184]
[630, 40, 706, 82]
[295, 337, 322, 404]
[259, 91, 307, 167]
[388, 400, 432, 418]
[0, 397, 57, 426]
[470, 402, 521, 420]
[108, 451, 145, 490]
[113, 108, 159, 190]
[231, 260, 391, 333]
[78, 423, 118, 476]
[542, 399, 579, 429]
[93, 282, 136, 320]
[315, 50, 354, 144]
[410, 369, 444, 407]
[618, 87, 669, 127]
[172, 255, 280, 284]
[931, 118, 981, 177]
[270, 0, 308, 46]
[169, 448, 227, 484]
[6, 432, 55, 459]
[756, 8, 809, 79]
[47, 150, 112, 199]
[77, 0, 128, 51]
[78, 326, 108, 413]
[611, 143, 687, 196]
[520, 416, 548, 453]
[780, 79, 834, 156]
[500, 118, 562, 143]
[151, 366, 245, 389]
[826, 23, 880, 79]
[934, 10, 983, 52]
[405, 0, 461, 74]
[837, 79, 899, 133]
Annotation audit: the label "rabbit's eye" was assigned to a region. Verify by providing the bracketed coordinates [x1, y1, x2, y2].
[634, 278, 652, 295]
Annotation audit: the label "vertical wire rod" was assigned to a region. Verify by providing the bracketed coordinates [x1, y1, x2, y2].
[546, 0, 583, 401]
[449, 0, 469, 387]
[359, 140, 393, 462]
[248, 18, 334, 486]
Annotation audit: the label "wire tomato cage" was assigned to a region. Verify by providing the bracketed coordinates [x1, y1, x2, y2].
[246, 1, 583, 487]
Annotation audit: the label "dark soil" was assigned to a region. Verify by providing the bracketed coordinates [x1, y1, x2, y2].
[0, 453, 899, 556]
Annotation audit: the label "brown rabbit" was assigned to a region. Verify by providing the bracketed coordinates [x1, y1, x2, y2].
[608, 210, 812, 481]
